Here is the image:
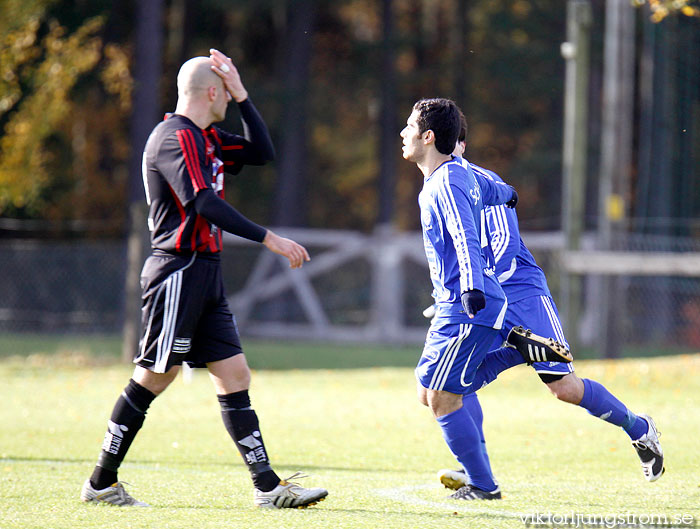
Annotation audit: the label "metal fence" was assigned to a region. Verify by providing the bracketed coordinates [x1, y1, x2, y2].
[1, 229, 699, 357]
[0, 239, 126, 334]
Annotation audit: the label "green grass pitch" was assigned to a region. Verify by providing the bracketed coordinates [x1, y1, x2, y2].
[0, 342, 698, 529]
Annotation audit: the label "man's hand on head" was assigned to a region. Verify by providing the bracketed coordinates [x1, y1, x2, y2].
[209, 49, 248, 102]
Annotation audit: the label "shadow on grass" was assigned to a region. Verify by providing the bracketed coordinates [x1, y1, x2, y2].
[0, 456, 403, 475]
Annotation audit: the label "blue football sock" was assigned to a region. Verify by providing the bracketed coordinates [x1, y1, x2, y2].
[469, 346, 523, 390]
[579, 378, 648, 440]
[462, 393, 493, 476]
[437, 406, 497, 492]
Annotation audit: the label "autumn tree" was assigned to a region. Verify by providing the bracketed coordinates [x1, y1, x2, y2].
[0, 0, 131, 232]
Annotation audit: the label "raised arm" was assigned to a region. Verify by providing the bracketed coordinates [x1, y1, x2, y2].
[209, 49, 275, 166]
[237, 99, 275, 162]
[469, 163, 517, 208]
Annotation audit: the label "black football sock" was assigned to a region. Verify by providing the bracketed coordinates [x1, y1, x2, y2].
[90, 379, 156, 490]
[218, 390, 280, 492]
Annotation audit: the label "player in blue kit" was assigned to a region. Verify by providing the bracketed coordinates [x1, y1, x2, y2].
[434, 120, 665, 495]
[401, 98, 573, 501]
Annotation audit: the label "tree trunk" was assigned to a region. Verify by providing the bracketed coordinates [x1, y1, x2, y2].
[122, 0, 163, 361]
[274, 0, 316, 227]
[377, 0, 397, 227]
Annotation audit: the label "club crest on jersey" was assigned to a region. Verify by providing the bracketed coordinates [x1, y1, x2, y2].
[421, 208, 433, 229]
[212, 158, 224, 193]
[470, 183, 481, 205]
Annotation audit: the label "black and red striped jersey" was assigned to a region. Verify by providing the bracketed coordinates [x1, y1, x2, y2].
[142, 108, 270, 254]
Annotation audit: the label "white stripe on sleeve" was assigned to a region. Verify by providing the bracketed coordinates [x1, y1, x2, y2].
[439, 172, 473, 291]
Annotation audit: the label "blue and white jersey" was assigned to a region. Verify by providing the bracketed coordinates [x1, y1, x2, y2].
[418, 157, 512, 328]
[472, 164, 551, 303]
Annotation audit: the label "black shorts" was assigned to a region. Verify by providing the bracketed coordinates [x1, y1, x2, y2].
[134, 251, 243, 373]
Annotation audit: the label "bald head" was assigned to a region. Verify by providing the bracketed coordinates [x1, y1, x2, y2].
[177, 56, 222, 99]
[174, 54, 233, 128]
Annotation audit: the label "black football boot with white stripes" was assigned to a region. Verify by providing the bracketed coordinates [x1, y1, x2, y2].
[450, 484, 502, 501]
[506, 326, 573, 365]
[632, 414, 665, 482]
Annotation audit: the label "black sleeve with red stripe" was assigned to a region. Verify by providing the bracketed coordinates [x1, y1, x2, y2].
[213, 98, 275, 174]
[194, 188, 267, 243]
[155, 126, 209, 206]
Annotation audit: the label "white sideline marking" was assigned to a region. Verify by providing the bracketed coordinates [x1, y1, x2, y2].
[373, 484, 523, 518]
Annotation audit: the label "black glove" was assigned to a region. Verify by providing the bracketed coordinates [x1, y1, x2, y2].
[460, 290, 486, 318]
[505, 186, 518, 208]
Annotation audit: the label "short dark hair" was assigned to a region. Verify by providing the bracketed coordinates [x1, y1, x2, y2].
[412, 98, 461, 155]
[457, 108, 468, 144]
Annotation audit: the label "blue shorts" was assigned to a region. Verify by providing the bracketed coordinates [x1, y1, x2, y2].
[417, 321, 500, 395]
[495, 295, 574, 376]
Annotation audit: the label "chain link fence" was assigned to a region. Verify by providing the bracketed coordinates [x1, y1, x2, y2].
[1, 230, 699, 358]
[0, 239, 126, 334]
